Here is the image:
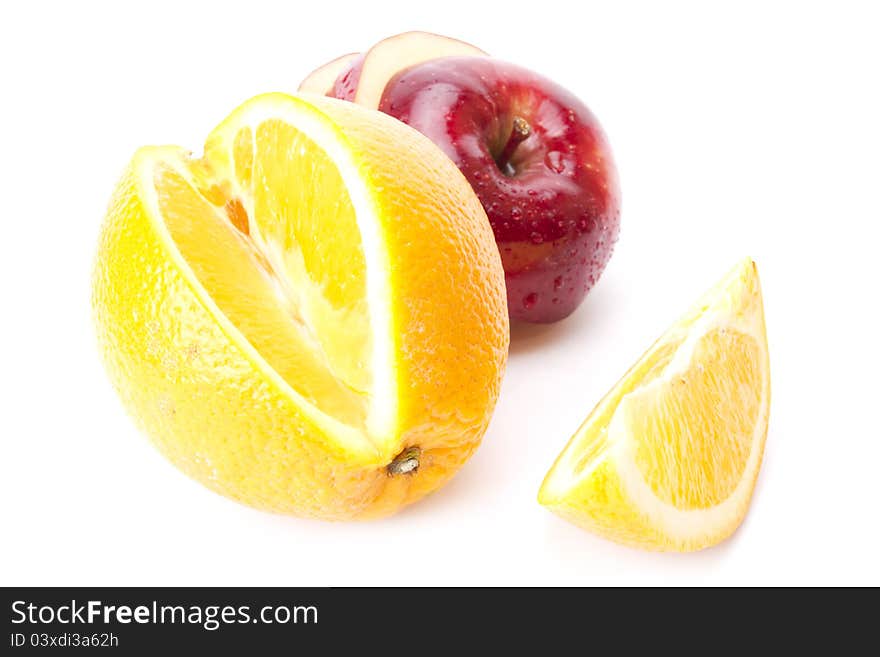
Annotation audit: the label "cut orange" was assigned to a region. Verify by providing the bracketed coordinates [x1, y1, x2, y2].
[93, 93, 509, 519]
[539, 259, 770, 551]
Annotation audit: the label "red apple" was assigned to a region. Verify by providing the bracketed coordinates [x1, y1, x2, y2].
[311, 32, 620, 322]
[375, 57, 620, 322]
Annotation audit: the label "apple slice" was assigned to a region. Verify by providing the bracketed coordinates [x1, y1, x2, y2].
[298, 52, 360, 95]
[353, 31, 487, 109]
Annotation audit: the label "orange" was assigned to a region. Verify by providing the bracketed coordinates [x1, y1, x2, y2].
[93, 93, 509, 519]
[539, 259, 770, 550]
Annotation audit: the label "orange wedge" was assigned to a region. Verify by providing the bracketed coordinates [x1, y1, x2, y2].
[539, 259, 770, 550]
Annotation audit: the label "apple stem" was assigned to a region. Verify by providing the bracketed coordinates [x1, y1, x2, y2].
[387, 446, 420, 476]
[496, 116, 531, 173]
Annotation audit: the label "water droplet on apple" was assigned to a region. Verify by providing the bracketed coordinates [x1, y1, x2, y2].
[577, 217, 596, 232]
[553, 276, 563, 291]
[511, 206, 522, 219]
[529, 232, 544, 245]
[523, 293, 538, 309]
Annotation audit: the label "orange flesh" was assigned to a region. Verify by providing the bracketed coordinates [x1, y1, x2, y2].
[628, 329, 761, 509]
[153, 120, 373, 429]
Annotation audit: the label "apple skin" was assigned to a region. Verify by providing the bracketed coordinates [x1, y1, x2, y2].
[373, 56, 620, 323]
[331, 54, 364, 100]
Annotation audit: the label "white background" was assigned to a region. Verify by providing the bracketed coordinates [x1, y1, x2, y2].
[2, 1, 878, 586]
